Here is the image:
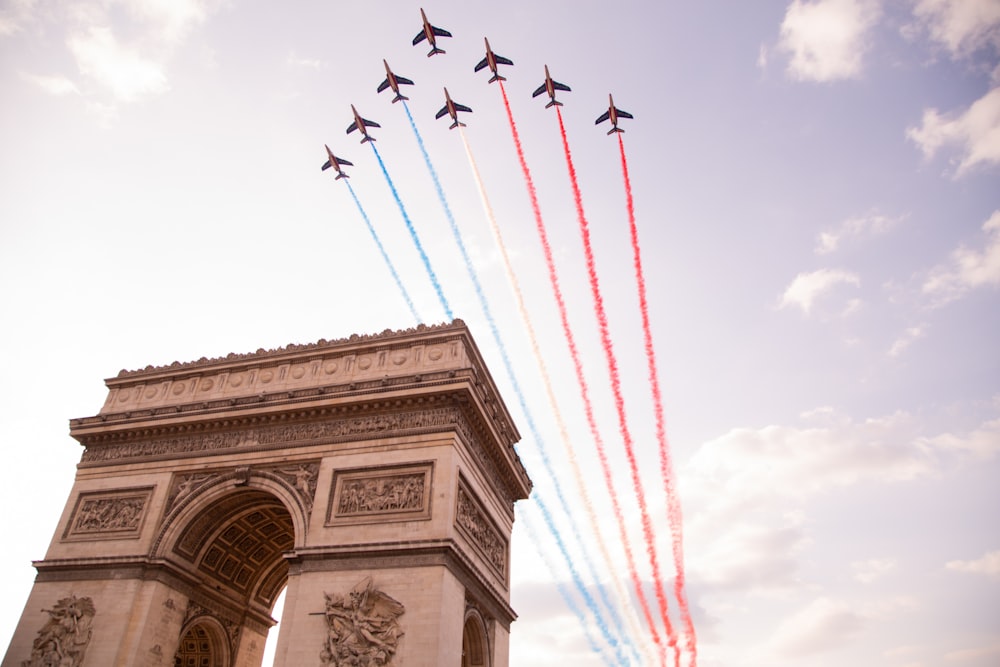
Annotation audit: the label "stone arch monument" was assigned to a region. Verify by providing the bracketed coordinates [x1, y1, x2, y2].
[3, 321, 532, 667]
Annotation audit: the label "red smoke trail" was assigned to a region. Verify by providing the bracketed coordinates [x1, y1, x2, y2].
[498, 81, 664, 665]
[619, 133, 697, 666]
[555, 106, 680, 667]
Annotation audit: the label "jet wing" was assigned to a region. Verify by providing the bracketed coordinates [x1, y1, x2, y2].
[531, 84, 547, 98]
[454, 103, 472, 113]
[595, 110, 611, 125]
[377, 79, 391, 93]
[435, 106, 449, 119]
[346, 121, 358, 134]
[616, 108, 634, 119]
[474, 57, 489, 72]
[337, 157, 353, 167]
[495, 55, 513, 66]
[321, 159, 333, 170]
[413, 31, 427, 45]
[362, 118, 381, 129]
[432, 26, 451, 38]
[553, 81, 571, 93]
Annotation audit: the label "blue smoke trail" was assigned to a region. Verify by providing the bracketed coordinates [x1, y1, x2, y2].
[401, 102, 629, 665]
[369, 142, 452, 320]
[343, 180, 422, 325]
[518, 502, 615, 666]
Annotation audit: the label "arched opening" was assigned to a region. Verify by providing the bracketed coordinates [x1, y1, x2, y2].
[174, 618, 231, 667]
[163, 485, 299, 666]
[461, 611, 490, 667]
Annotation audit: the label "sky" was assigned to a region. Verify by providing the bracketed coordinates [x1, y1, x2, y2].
[1, 0, 998, 666]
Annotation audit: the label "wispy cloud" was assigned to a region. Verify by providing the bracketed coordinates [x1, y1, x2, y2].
[816, 211, 903, 254]
[778, 0, 881, 82]
[768, 597, 865, 657]
[945, 549, 1000, 580]
[19, 72, 80, 96]
[907, 87, 1000, 176]
[888, 324, 927, 357]
[852, 557, 896, 583]
[779, 268, 861, 314]
[287, 52, 323, 69]
[922, 210, 1000, 304]
[68, 25, 169, 102]
[910, 0, 1000, 59]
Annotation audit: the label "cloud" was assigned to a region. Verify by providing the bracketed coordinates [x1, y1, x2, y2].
[816, 211, 903, 254]
[922, 210, 1000, 304]
[778, 0, 881, 82]
[944, 642, 1000, 662]
[911, 0, 1000, 59]
[768, 597, 865, 657]
[287, 52, 323, 69]
[852, 557, 896, 583]
[779, 268, 861, 314]
[68, 25, 168, 102]
[945, 549, 1000, 579]
[888, 324, 927, 357]
[907, 87, 1000, 176]
[19, 72, 80, 96]
[691, 515, 809, 593]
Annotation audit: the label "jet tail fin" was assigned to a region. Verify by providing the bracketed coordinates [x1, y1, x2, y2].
[428, 47, 446, 57]
[545, 99, 563, 109]
[360, 136, 375, 144]
[488, 74, 506, 83]
[391, 94, 409, 103]
[335, 172, 349, 180]
[449, 121, 467, 130]
[607, 127, 624, 135]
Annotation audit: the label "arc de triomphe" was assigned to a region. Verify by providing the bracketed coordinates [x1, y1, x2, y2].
[3, 320, 532, 667]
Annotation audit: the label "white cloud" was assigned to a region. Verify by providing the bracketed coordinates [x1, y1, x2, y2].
[911, 0, 1000, 59]
[922, 210, 1000, 304]
[128, 0, 208, 43]
[779, 268, 861, 314]
[19, 72, 80, 96]
[817, 211, 902, 254]
[287, 52, 323, 69]
[945, 549, 1000, 579]
[68, 25, 169, 102]
[768, 597, 865, 657]
[778, 0, 881, 82]
[852, 557, 896, 583]
[888, 324, 926, 357]
[908, 87, 1000, 176]
[944, 642, 1000, 662]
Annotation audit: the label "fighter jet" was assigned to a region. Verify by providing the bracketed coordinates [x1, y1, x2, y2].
[377, 60, 414, 104]
[346, 105, 381, 144]
[435, 88, 472, 129]
[412, 8, 451, 57]
[532, 65, 571, 108]
[474, 37, 513, 84]
[320, 145, 353, 180]
[595, 94, 634, 134]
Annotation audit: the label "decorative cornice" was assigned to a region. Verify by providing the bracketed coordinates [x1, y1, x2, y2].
[112, 320, 466, 379]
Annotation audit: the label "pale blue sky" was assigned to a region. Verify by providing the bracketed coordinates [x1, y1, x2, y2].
[1, 1, 998, 666]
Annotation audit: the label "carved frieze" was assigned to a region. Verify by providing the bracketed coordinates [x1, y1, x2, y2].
[63, 487, 153, 541]
[455, 480, 507, 579]
[20, 595, 95, 667]
[271, 463, 319, 514]
[328, 463, 432, 526]
[320, 577, 405, 666]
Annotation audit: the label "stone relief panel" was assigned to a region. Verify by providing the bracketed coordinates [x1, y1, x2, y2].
[320, 576, 405, 667]
[62, 487, 153, 541]
[455, 479, 507, 579]
[327, 463, 432, 526]
[20, 595, 95, 667]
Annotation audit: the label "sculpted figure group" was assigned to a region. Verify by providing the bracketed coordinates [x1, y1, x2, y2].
[320, 577, 405, 666]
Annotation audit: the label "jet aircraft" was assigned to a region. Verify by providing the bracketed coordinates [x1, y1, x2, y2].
[320, 145, 353, 180]
[412, 8, 451, 57]
[346, 105, 381, 144]
[532, 65, 571, 108]
[474, 38, 513, 83]
[595, 94, 634, 134]
[377, 60, 414, 103]
[435, 88, 472, 129]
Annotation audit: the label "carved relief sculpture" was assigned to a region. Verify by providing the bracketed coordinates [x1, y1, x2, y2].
[64, 488, 152, 540]
[320, 577, 405, 666]
[337, 474, 424, 515]
[456, 485, 507, 577]
[21, 595, 95, 667]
